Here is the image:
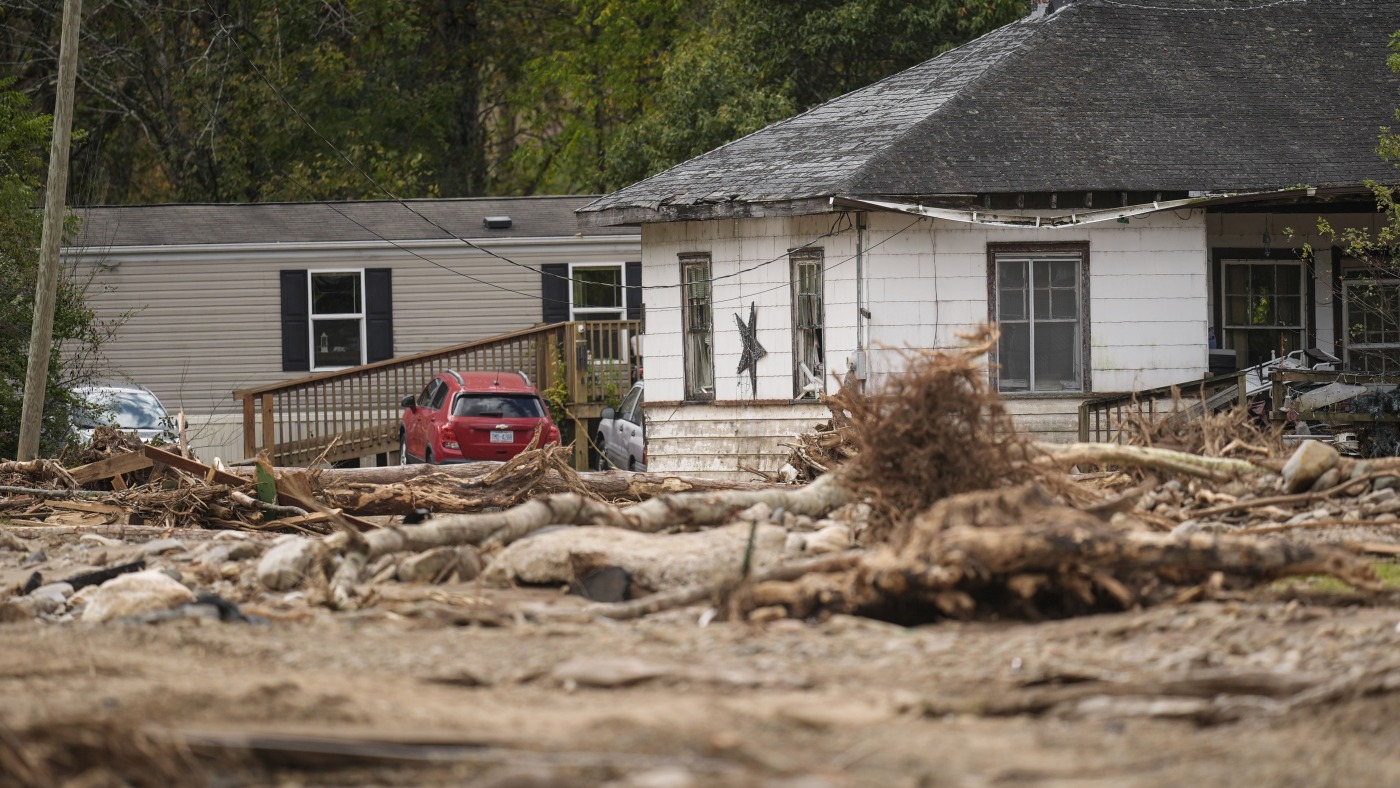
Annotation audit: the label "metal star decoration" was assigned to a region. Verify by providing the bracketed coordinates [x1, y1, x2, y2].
[735, 302, 766, 394]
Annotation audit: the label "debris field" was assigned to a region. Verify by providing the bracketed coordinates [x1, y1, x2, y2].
[5, 333, 1400, 786]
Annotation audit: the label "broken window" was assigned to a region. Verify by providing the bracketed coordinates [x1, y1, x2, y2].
[1343, 278, 1400, 373]
[681, 254, 715, 401]
[791, 249, 825, 399]
[1222, 261, 1305, 368]
[995, 253, 1084, 393]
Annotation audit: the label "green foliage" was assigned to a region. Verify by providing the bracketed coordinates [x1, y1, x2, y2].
[541, 346, 571, 428]
[4, 0, 1027, 202]
[0, 77, 101, 459]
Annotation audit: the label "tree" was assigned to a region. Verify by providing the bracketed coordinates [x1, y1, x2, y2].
[0, 77, 102, 459]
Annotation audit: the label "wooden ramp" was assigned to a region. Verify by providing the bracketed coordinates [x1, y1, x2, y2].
[235, 320, 640, 468]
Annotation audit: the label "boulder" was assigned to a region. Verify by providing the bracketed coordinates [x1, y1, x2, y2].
[81, 570, 196, 623]
[483, 521, 787, 592]
[1281, 441, 1339, 494]
[256, 537, 322, 591]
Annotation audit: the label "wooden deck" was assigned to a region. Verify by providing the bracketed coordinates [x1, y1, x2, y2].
[234, 320, 641, 468]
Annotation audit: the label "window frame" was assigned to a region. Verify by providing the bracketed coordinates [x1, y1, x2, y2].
[1218, 257, 1307, 368]
[308, 268, 367, 371]
[1342, 276, 1400, 374]
[987, 242, 1091, 394]
[680, 253, 716, 402]
[568, 262, 626, 321]
[791, 247, 826, 399]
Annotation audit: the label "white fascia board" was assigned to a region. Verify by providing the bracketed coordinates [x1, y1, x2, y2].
[830, 191, 1284, 228]
[61, 233, 641, 261]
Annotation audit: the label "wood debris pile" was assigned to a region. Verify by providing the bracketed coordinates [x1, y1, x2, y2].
[2, 326, 1399, 631]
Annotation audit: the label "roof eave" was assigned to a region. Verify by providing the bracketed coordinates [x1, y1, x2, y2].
[576, 196, 842, 227]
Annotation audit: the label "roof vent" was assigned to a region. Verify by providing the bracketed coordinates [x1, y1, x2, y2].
[483, 216, 512, 230]
[1029, 0, 1055, 19]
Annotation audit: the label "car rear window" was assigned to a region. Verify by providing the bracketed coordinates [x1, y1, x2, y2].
[452, 394, 544, 418]
[77, 389, 168, 430]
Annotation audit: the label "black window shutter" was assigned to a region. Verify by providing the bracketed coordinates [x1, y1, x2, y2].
[541, 263, 570, 323]
[625, 261, 642, 321]
[365, 268, 394, 363]
[280, 270, 309, 372]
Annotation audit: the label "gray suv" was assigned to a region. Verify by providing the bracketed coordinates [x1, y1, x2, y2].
[596, 381, 645, 471]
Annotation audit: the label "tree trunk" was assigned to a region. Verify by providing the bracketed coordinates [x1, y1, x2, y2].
[231, 463, 777, 516]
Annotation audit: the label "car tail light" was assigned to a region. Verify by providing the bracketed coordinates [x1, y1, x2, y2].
[441, 423, 460, 451]
[545, 425, 560, 445]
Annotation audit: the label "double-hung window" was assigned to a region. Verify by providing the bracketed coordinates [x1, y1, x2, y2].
[1343, 277, 1400, 373]
[1221, 260, 1305, 368]
[993, 247, 1086, 393]
[279, 268, 392, 372]
[791, 249, 825, 399]
[570, 264, 624, 321]
[309, 271, 366, 369]
[681, 254, 715, 401]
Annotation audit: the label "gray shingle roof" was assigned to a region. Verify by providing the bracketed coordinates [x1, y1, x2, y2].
[67, 195, 633, 249]
[580, 0, 1400, 225]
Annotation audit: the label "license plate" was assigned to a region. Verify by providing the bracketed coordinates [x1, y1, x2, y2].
[490, 430, 513, 444]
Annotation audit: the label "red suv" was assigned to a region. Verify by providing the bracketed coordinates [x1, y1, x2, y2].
[399, 370, 561, 464]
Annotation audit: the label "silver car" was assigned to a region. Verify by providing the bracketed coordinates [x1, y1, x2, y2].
[596, 381, 645, 472]
[73, 383, 175, 444]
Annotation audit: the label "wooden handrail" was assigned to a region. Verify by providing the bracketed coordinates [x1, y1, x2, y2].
[236, 320, 641, 467]
[1077, 372, 1246, 444]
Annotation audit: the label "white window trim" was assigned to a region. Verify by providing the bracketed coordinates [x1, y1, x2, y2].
[308, 268, 367, 372]
[681, 254, 715, 402]
[567, 261, 627, 321]
[1342, 277, 1400, 372]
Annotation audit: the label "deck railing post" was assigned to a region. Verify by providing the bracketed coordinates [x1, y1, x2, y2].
[242, 394, 257, 459]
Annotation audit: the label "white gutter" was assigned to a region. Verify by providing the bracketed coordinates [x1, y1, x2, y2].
[830, 191, 1287, 228]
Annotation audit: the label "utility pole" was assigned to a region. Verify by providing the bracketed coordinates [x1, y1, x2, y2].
[17, 0, 83, 461]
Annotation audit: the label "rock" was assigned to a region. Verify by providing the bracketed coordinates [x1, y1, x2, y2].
[81, 570, 196, 623]
[227, 541, 264, 561]
[17, 593, 64, 617]
[1362, 488, 1398, 505]
[1309, 468, 1342, 493]
[1351, 461, 1374, 481]
[30, 582, 73, 604]
[457, 547, 483, 582]
[483, 521, 788, 591]
[1376, 475, 1400, 492]
[397, 546, 459, 584]
[256, 537, 322, 591]
[551, 656, 674, 688]
[23, 549, 46, 566]
[619, 767, 698, 788]
[785, 524, 852, 555]
[1281, 441, 1339, 494]
[0, 602, 30, 622]
[140, 538, 185, 556]
[1170, 520, 1200, 536]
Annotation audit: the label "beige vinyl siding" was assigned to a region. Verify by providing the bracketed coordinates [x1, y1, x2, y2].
[64, 236, 638, 461]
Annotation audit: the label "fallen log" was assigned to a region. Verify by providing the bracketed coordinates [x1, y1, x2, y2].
[230, 463, 778, 516]
[1034, 442, 1268, 480]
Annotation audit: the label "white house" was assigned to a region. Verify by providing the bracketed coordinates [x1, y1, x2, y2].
[64, 196, 640, 462]
[578, 0, 1400, 478]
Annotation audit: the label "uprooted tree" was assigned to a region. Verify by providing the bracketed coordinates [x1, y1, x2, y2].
[249, 327, 1379, 623]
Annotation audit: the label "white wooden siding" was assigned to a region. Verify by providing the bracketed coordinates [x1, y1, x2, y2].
[65, 236, 639, 462]
[645, 403, 830, 478]
[640, 210, 1214, 476]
